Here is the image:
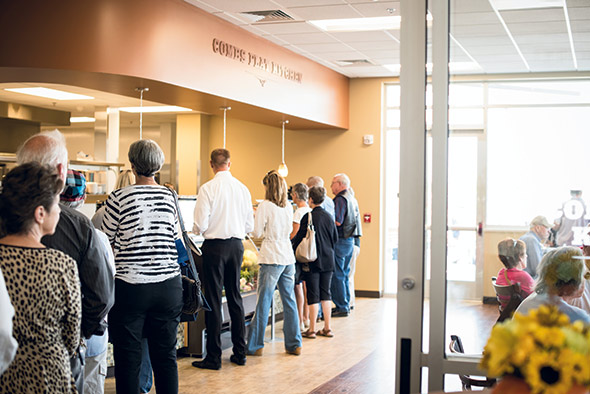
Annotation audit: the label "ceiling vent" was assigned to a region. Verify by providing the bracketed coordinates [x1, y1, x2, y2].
[334, 59, 375, 67]
[241, 10, 294, 23]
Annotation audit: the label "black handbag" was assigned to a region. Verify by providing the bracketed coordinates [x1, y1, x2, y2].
[170, 189, 210, 319]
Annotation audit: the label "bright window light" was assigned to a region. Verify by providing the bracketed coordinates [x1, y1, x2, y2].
[489, 0, 562, 10]
[119, 105, 192, 113]
[5, 87, 94, 100]
[70, 117, 95, 123]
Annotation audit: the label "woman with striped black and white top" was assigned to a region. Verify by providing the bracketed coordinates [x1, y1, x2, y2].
[102, 139, 183, 394]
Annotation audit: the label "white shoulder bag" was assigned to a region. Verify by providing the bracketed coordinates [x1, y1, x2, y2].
[295, 212, 317, 263]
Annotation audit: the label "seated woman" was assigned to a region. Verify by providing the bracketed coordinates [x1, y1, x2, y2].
[516, 246, 590, 323]
[0, 163, 81, 392]
[495, 238, 534, 309]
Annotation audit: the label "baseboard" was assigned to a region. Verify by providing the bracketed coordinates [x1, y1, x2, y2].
[483, 296, 499, 305]
[355, 290, 382, 298]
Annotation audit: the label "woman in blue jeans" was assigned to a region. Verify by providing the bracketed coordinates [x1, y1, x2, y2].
[247, 170, 303, 356]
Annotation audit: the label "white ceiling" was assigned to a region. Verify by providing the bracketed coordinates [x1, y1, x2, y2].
[185, 0, 590, 77]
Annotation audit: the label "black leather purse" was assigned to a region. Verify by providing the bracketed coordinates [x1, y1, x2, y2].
[170, 189, 210, 317]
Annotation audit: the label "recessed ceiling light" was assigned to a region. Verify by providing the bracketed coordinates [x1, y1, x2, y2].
[119, 105, 192, 113]
[70, 117, 96, 123]
[309, 16, 401, 32]
[489, 0, 562, 10]
[5, 87, 94, 100]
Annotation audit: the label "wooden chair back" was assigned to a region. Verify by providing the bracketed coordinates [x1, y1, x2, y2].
[491, 277, 523, 323]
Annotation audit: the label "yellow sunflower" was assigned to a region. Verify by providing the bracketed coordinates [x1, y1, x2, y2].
[522, 350, 573, 394]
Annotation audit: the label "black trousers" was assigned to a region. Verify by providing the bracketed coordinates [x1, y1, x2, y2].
[109, 275, 183, 394]
[202, 238, 247, 362]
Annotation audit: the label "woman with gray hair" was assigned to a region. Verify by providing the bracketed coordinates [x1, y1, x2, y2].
[516, 246, 590, 323]
[102, 139, 183, 393]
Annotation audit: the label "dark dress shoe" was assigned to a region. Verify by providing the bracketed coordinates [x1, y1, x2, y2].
[230, 354, 247, 366]
[192, 359, 221, 370]
[332, 310, 350, 318]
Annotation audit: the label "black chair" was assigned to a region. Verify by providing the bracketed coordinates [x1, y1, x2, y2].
[491, 277, 523, 323]
[448, 335, 496, 391]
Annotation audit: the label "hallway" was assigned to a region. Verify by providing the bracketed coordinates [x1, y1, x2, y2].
[105, 297, 497, 393]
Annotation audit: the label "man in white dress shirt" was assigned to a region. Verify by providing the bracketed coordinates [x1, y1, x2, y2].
[192, 148, 254, 370]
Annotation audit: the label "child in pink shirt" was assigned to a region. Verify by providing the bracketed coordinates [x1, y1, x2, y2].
[496, 238, 534, 309]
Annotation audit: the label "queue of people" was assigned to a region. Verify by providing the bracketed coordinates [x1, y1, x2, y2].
[0, 129, 363, 392]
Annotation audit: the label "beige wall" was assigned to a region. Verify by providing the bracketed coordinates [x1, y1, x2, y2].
[198, 78, 386, 294]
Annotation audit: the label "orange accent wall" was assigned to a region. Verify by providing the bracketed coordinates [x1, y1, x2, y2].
[0, 0, 348, 129]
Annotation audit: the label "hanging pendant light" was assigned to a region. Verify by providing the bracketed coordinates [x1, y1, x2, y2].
[135, 87, 149, 139]
[278, 120, 289, 177]
[220, 106, 231, 148]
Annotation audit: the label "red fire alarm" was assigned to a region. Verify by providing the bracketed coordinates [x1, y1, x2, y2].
[363, 213, 371, 223]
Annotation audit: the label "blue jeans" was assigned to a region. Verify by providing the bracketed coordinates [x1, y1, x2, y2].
[247, 264, 302, 353]
[331, 237, 354, 312]
[139, 338, 153, 393]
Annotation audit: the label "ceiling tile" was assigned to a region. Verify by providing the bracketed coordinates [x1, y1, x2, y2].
[250, 21, 322, 34]
[351, 2, 399, 18]
[515, 33, 570, 44]
[260, 35, 291, 46]
[451, 35, 514, 47]
[568, 7, 590, 20]
[268, 32, 339, 44]
[188, 0, 283, 13]
[285, 4, 362, 20]
[275, 0, 346, 7]
[358, 49, 399, 59]
[348, 40, 399, 51]
[451, 11, 500, 25]
[452, 24, 508, 37]
[184, 0, 220, 13]
[477, 61, 529, 73]
[528, 60, 576, 72]
[292, 42, 354, 53]
[499, 8, 566, 23]
[320, 50, 368, 60]
[506, 21, 568, 35]
[329, 30, 397, 42]
[369, 55, 400, 63]
[571, 20, 590, 32]
[450, 0, 494, 14]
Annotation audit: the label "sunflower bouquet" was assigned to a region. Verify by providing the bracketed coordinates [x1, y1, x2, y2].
[240, 249, 259, 292]
[480, 305, 590, 394]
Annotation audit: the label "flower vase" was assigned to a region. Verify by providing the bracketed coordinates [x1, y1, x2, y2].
[492, 376, 589, 394]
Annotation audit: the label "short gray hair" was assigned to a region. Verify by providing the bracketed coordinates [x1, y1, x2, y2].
[17, 129, 68, 168]
[306, 176, 324, 188]
[535, 246, 584, 296]
[128, 139, 164, 177]
[333, 173, 350, 188]
[292, 183, 309, 202]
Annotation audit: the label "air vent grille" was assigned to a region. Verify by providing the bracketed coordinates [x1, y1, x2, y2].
[241, 10, 294, 23]
[334, 59, 374, 67]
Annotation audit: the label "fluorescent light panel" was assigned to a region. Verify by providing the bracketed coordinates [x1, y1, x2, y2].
[70, 117, 95, 123]
[309, 14, 432, 32]
[119, 105, 192, 113]
[5, 87, 94, 100]
[310, 16, 401, 32]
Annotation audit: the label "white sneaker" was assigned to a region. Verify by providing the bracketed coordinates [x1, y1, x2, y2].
[300, 321, 306, 331]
